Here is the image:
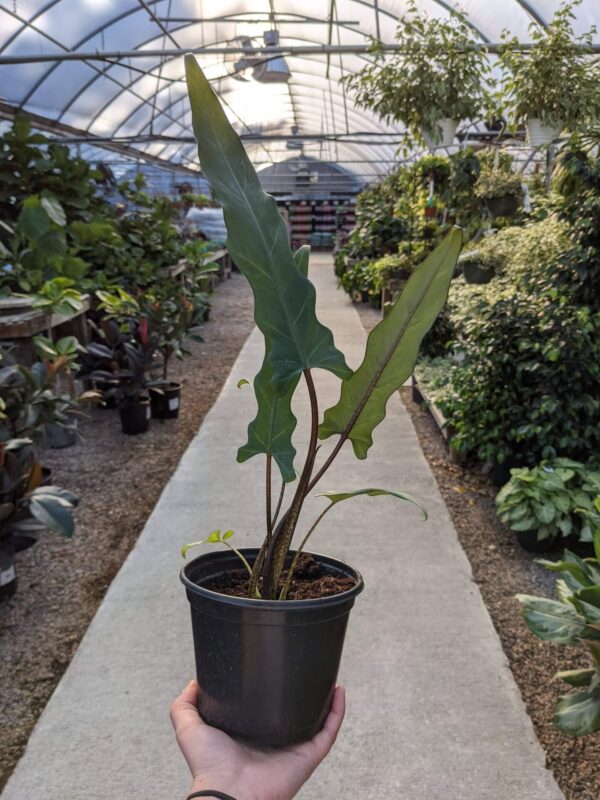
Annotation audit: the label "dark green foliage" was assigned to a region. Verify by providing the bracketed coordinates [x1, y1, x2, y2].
[439, 295, 599, 465]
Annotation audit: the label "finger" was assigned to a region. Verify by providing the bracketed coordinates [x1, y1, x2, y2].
[170, 680, 203, 733]
[308, 685, 346, 760]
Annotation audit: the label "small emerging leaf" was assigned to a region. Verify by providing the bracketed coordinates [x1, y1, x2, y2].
[237, 379, 250, 389]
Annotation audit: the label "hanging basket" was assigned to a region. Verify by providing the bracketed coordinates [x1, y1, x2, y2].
[485, 193, 519, 219]
[421, 118, 458, 150]
[525, 118, 563, 148]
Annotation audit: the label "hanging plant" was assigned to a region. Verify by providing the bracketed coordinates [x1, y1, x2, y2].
[344, 0, 494, 149]
[499, 0, 600, 145]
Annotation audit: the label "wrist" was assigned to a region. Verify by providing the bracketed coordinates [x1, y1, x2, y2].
[188, 775, 242, 800]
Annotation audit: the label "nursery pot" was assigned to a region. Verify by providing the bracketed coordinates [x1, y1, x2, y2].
[421, 118, 458, 150]
[515, 530, 557, 554]
[181, 548, 364, 747]
[525, 118, 563, 148]
[485, 194, 519, 218]
[0, 539, 17, 600]
[462, 261, 495, 285]
[119, 398, 150, 435]
[149, 382, 182, 420]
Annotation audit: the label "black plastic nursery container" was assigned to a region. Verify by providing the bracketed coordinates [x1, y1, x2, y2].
[0, 539, 17, 600]
[485, 193, 519, 219]
[149, 382, 182, 420]
[181, 548, 363, 747]
[119, 398, 150, 435]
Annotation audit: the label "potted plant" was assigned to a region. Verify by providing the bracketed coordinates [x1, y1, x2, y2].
[0, 437, 78, 600]
[178, 56, 463, 747]
[142, 287, 205, 420]
[474, 164, 522, 218]
[517, 536, 600, 736]
[459, 249, 498, 285]
[344, 1, 493, 149]
[499, 0, 600, 147]
[113, 339, 156, 436]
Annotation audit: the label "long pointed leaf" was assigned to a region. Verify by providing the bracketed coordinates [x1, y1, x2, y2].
[185, 56, 350, 385]
[319, 487, 427, 518]
[319, 229, 462, 458]
[236, 247, 311, 482]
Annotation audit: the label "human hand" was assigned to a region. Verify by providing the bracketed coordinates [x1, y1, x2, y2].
[170, 680, 345, 800]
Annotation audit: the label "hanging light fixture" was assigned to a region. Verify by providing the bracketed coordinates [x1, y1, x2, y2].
[253, 29, 291, 83]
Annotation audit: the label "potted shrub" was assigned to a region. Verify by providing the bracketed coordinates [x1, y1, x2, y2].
[179, 56, 463, 747]
[0, 438, 77, 600]
[344, 1, 493, 149]
[142, 287, 205, 420]
[474, 164, 522, 218]
[499, 0, 600, 147]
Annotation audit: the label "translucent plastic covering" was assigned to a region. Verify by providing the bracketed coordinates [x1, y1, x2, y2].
[1, 1, 599, 181]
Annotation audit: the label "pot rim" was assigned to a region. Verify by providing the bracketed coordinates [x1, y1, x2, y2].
[180, 547, 364, 610]
[149, 381, 182, 392]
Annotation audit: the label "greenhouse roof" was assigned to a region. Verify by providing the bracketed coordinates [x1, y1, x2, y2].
[1, 1, 599, 180]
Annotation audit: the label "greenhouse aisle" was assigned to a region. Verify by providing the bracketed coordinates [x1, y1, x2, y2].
[1, 255, 563, 800]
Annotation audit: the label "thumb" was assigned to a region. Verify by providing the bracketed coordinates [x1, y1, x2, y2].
[170, 680, 202, 734]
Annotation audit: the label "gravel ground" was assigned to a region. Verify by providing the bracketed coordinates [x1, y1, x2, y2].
[0, 272, 255, 791]
[355, 299, 600, 800]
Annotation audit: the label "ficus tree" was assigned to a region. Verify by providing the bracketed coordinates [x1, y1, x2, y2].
[183, 56, 463, 600]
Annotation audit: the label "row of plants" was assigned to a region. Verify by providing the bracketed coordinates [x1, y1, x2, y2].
[0, 116, 222, 298]
[345, 0, 600, 149]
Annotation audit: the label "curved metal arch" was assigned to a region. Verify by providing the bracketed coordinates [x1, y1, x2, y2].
[19, 0, 491, 116]
[512, 0, 547, 26]
[120, 65, 399, 147]
[50, 17, 377, 129]
[118, 58, 393, 139]
[75, 28, 383, 138]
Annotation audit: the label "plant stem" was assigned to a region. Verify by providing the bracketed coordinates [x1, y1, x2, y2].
[266, 454, 273, 542]
[261, 369, 319, 597]
[271, 480, 285, 528]
[278, 503, 334, 600]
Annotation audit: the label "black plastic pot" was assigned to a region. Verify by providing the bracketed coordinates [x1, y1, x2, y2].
[485, 193, 519, 218]
[149, 382, 182, 420]
[119, 398, 150, 435]
[181, 548, 364, 747]
[515, 530, 557, 554]
[0, 539, 17, 600]
[462, 261, 495, 285]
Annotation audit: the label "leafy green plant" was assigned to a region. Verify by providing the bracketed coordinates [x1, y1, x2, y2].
[0, 438, 78, 543]
[28, 278, 84, 318]
[345, 0, 493, 145]
[499, 0, 600, 129]
[496, 458, 600, 543]
[474, 165, 523, 200]
[181, 56, 463, 599]
[517, 540, 600, 736]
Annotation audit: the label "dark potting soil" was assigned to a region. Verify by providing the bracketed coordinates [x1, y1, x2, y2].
[207, 554, 357, 600]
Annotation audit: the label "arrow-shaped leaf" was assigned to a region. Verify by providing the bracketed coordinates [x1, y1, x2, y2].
[318, 228, 463, 458]
[517, 595, 587, 644]
[555, 684, 600, 736]
[185, 55, 350, 386]
[236, 246, 312, 483]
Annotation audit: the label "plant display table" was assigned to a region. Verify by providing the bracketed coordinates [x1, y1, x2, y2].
[0, 296, 91, 365]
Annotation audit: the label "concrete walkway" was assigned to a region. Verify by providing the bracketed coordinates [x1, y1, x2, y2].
[2, 255, 563, 800]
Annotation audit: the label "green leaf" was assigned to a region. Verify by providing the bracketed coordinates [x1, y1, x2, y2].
[556, 668, 597, 687]
[237, 379, 250, 389]
[318, 229, 462, 458]
[555, 685, 600, 736]
[28, 494, 75, 538]
[236, 360, 299, 483]
[517, 594, 586, 644]
[571, 586, 600, 623]
[185, 55, 350, 385]
[40, 194, 66, 227]
[206, 530, 221, 543]
[18, 201, 49, 240]
[236, 245, 310, 483]
[319, 487, 427, 519]
[222, 530, 234, 540]
[533, 501, 555, 524]
[510, 516, 537, 532]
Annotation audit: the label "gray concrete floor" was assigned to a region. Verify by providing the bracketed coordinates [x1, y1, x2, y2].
[1, 254, 564, 800]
